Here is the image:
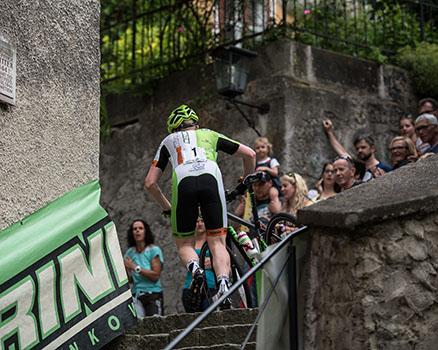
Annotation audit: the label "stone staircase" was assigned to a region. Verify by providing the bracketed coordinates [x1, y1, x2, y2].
[106, 308, 258, 349]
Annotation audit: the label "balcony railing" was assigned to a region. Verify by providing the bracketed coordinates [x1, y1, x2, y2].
[101, 0, 438, 90]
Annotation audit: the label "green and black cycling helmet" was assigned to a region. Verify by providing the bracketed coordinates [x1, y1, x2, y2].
[167, 104, 199, 133]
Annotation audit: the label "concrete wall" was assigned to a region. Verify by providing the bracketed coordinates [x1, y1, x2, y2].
[298, 156, 438, 350]
[0, 1, 100, 229]
[100, 39, 417, 313]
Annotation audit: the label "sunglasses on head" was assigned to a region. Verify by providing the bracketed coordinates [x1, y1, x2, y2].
[285, 172, 297, 181]
[334, 155, 354, 164]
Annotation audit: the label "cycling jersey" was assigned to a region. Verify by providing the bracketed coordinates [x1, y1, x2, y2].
[152, 128, 239, 237]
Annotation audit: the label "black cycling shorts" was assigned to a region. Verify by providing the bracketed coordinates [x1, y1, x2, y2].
[171, 174, 227, 237]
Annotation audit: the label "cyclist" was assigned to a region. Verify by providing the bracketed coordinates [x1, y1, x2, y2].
[144, 104, 255, 303]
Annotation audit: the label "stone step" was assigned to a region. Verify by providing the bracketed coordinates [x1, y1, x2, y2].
[177, 342, 256, 350]
[129, 308, 258, 335]
[170, 324, 257, 348]
[108, 323, 257, 349]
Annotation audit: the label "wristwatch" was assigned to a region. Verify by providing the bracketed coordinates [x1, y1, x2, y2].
[135, 265, 141, 274]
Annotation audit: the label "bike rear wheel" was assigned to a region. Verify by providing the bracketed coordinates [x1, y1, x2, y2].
[264, 213, 300, 245]
[199, 242, 255, 309]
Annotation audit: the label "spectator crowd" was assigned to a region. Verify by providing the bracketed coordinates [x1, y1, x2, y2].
[234, 97, 437, 228]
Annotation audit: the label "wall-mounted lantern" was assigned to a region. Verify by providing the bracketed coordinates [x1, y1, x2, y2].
[212, 46, 257, 98]
[212, 46, 269, 136]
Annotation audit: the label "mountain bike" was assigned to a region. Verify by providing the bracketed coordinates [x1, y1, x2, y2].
[198, 172, 301, 309]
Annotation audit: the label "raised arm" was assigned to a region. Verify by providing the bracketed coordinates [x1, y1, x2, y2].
[234, 144, 256, 177]
[322, 119, 351, 157]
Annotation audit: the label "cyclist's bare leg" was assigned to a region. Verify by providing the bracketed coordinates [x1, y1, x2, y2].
[174, 236, 198, 269]
[206, 231, 230, 277]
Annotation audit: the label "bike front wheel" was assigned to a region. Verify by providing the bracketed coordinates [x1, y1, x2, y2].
[264, 212, 300, 245]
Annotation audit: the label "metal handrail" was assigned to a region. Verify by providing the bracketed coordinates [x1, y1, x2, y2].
[164, 224, 308, 350]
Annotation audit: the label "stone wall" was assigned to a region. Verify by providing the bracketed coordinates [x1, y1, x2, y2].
[100, 39, 418, 313]
[303, 212, 438, 350]
[298, 156, 438, 349]
[0, 1, 100, 229]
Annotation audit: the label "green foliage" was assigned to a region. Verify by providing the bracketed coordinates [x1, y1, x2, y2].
[397, 42, 438, 97]
[100, 0, 438, 98]
[285, 1, 431, 64]
[101, 0, 214, 93]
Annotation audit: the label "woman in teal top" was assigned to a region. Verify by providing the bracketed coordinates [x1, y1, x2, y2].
[124, 219, 164, 317]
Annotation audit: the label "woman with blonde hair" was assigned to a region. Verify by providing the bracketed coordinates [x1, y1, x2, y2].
[280, 172, 312, 215]
[389, 136, 418, 169]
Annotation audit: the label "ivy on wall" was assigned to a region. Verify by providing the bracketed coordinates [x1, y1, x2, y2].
[397, 42, 438, 97]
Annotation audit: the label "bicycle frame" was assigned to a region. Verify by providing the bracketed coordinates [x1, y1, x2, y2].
[226, 182, 268, 267]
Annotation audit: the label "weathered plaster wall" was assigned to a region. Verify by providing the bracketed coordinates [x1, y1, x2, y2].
[299, 156, 438, 350]
[100, 39, 417, 313]
[0, 1, 100, 229]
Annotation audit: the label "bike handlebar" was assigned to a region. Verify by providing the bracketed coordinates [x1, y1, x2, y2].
[225, 172, 267, 202]
[242, 172, 266, 185]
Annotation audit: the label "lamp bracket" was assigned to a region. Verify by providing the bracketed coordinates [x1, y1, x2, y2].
[222, 97, 270, 137]
[221, 96, 270, 114]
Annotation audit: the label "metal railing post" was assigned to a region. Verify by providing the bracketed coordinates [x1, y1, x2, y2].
[419, 0, 425, 42]
[288, 242, 298, 350]
[131, 0, 137, 84]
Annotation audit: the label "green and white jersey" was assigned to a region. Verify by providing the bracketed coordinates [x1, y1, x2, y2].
[152, 128, 240, 183]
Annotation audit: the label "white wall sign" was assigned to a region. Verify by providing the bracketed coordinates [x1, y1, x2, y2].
[0, 39, 16, 105]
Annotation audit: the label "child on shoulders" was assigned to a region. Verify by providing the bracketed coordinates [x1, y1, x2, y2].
[254, 137, 281, 196]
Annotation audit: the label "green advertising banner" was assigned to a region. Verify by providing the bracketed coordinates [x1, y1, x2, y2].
[0, 180, 137, 350]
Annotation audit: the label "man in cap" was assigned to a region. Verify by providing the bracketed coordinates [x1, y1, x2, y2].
[234, 171, 281, 226]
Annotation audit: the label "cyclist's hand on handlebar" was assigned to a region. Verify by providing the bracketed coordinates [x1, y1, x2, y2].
[236, 182, 247, 196]
[243, 171, 268, 185]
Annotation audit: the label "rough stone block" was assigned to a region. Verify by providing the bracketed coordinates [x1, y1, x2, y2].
[403, 236, 428, 261]
[384, 241, 409, 264]
[403, 220, 425, 239]
[404, 286, 435, 314]
[353, 255, 383, 278]
[311, 47, 379, 94]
